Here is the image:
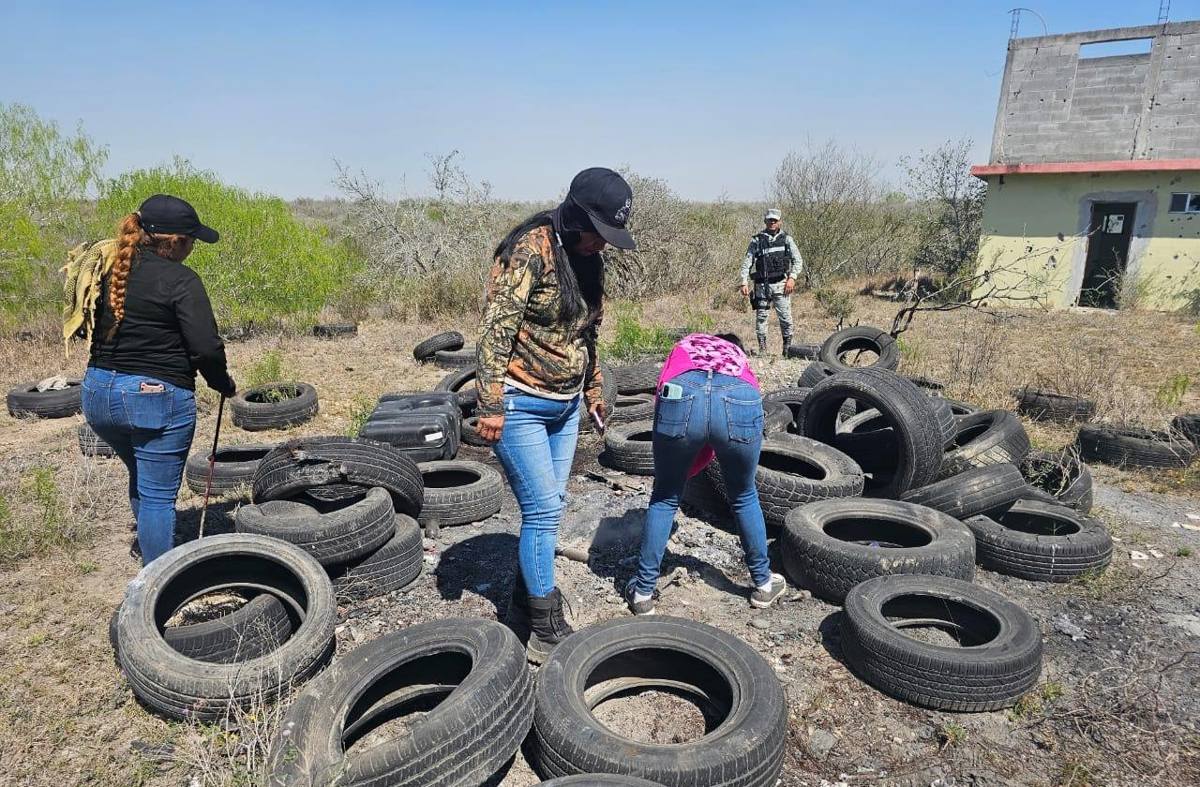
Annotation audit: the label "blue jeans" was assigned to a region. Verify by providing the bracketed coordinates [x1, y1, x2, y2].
[634, 369, 771, 595]
[493, 388, 581, 598]
[82, 367, 197, 565]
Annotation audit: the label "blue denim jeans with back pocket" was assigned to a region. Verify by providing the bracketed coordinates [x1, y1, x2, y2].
[82, 367, 197, 564]
[492, 387, 581, 598]
[633, 369, 771, 595]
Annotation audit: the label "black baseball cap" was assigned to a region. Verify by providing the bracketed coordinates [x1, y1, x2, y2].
[137, 194, 219, 243]
[566, 168, 636, 250]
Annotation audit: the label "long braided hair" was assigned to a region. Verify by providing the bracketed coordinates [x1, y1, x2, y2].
[106, 213, 192, 339]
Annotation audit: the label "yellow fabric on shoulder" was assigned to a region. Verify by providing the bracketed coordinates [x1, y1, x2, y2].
[61, 238, 118, 357]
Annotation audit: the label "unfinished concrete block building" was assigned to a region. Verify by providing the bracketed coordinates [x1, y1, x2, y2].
[972, 20, 1200, 310]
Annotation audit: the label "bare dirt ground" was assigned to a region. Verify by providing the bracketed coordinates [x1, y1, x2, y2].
[0, 292, 1198, 787]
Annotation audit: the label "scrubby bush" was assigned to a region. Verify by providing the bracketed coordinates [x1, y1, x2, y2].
[0, 103, 107, 332]
[94, 159, 359, 331]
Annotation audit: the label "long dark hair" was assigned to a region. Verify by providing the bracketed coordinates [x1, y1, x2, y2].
[492, 205, 603, 327]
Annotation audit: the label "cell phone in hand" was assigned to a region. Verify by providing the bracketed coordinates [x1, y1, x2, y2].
[591, 409, 606, 433]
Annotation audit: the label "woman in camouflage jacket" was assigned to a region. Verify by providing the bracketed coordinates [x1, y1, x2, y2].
[475, 167, 636, 663]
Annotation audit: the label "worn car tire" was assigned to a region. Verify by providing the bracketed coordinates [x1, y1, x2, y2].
[1013, 387, 1096, 424]
[114, 534, 336, 721]
[236, 487, 396, 567]
[762, 401, 794, 435]
[784, 343, 820, 360]
[680, 472, 731, 524]
[900, 464, 1031, 521]
[529, 616, 786, 786]
[762, 387, 840, 434]
[781, 498, 975, 603]
[433, 347, 477, 369]
[461, 415, 490, 447]
[7, 379, 82, 419]
[612, 362, 661, 395]
[797, 361, 838, 389]
[708, 435, 864, 528]
[413, 331, 465, 361]
[1173, 414, 1200, 447]
[609, 393, 656, 425]
[800, 368, 943, 497]
[230, 382, 319, 432]
[964, 499, 1113, 582]
[939, 410, 1031, 479]
[841, 574, 1042, 711]
[162, 593, 293, 664]
[603, 421, 655, 476]
[312, 322, 357, 339]
[944, 398, 980, 417]
[268, 619, 533, 787]
[329, 515, 424, 601]
[434, 367, 478, 397]
[252, 437, 424, 518]
[184, 443, 274, 497]
[1020, 449, 1094, 514]
[79, 422, 115, 458]
[417, 460, 503, 527]
[1076, 424, 1197, 469]
[818, 326, 900, 372]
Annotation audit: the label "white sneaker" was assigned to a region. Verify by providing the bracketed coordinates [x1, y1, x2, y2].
[750, 573, 787, 609]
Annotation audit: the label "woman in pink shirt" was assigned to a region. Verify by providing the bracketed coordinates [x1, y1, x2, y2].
[625, 333, 786, 614]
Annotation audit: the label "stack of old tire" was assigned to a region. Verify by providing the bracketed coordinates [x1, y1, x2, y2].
[240, 437, 426, 601]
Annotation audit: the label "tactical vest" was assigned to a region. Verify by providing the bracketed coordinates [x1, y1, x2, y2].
[752, 231, 792, 281]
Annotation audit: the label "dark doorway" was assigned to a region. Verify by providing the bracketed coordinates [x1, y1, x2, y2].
[1078, 202, 1136, 308]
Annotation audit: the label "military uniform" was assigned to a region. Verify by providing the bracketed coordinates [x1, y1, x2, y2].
[739, 225, 804, 353]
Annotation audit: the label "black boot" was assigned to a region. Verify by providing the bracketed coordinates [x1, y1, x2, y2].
[526, 587, 575, 664]
[756, 338, 768, 357]
[504, 573, 531, 633]
[781, 334, 792, 358]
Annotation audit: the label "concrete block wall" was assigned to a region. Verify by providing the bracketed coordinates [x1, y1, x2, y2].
[990, 21, 1200, 164]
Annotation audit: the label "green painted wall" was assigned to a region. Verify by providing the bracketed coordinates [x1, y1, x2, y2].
[974, 171, 1200, 310]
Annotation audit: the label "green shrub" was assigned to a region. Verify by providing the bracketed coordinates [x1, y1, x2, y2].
[601, 303, 717, 361]
[244, 350, 291, 389]
[0, 103, 107, 332]
[94, 160, 361, 331]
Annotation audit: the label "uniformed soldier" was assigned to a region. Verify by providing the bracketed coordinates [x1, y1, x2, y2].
[739, 208, 804, 356]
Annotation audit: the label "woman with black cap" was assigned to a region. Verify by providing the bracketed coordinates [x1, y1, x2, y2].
[82, 195, 236, 565]
[475, 167, 635, 663]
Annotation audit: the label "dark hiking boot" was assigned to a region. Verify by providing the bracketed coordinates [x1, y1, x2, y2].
[504, 573, 531, 636]
[781, 336, 792, 358]
[756, 339, 768, 357]
[526, 587, 575, 664]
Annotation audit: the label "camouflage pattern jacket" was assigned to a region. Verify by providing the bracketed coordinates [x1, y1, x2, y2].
[475, 224, 604, 418]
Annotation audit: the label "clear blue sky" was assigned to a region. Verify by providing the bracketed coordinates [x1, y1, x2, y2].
[3, 1, 1197, 201]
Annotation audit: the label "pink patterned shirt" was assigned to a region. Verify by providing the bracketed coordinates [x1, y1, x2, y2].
[656, 334, 761, 477]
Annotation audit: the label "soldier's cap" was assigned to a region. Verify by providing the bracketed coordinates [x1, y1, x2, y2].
[567, 168, 637, 250]
[137, 194, 219, 243]
[764, 208, 782, 222]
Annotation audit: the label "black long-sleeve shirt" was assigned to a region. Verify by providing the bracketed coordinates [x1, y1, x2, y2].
[89, 250, 234, 394]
